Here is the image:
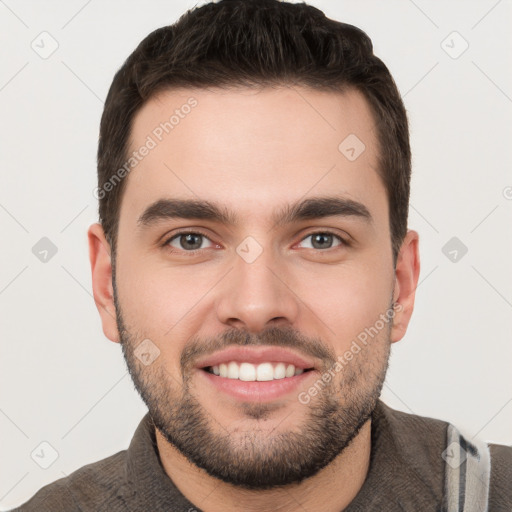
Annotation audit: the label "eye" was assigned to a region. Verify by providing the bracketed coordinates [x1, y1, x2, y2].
[162, 229, 348, 255]
[297, 231, 346, 250]
[164, 231, 216, 253]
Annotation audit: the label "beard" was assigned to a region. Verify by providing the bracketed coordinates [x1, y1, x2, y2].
[113, 277, 392, 490]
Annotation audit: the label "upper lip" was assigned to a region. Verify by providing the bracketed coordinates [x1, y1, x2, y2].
[195, 346, 317, 370]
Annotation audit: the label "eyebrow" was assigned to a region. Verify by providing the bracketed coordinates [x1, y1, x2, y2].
[136, 195, 373, 230]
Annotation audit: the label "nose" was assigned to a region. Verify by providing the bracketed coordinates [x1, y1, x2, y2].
[215, 241, 300, 333]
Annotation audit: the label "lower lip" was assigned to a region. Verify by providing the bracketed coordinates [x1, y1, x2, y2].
[197, 368, 316, 402]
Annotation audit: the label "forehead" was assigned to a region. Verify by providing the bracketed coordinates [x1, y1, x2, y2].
[120, 86, 385, 230]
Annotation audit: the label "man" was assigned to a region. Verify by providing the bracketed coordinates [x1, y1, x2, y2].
[14, 0, 511, 510]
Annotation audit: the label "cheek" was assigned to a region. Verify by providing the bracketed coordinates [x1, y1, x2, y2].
[120, 273, 175, 326]
[296, 261, 392, 346]
[117, 256, 216, 334]
[116, 265, 198, 375]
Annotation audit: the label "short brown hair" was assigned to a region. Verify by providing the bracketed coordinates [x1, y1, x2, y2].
[97, 0, 411, 263]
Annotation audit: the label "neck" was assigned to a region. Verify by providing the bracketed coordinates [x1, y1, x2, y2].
[155, 419, 371, 512]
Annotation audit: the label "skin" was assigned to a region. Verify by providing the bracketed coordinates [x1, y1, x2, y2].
[88, 86, 420, 512]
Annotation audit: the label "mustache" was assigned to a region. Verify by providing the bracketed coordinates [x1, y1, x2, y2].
[180, 325, 336, 374]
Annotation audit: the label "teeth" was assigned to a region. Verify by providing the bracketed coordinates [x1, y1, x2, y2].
[256, 362, 273, 381]
[227, 361, 239, 379]
[240, 362, 256, 381]
[210, 362, 306, 381]
[285, 363, 296, 378]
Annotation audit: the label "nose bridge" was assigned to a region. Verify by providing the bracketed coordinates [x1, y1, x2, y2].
[215, 234, 299, 332]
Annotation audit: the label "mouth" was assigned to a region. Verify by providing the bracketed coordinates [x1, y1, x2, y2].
[198, 362, 317, 403]
[194, 346, 319, 401]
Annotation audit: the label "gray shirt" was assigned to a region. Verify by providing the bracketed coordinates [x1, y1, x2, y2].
[12, 400, 512, 511]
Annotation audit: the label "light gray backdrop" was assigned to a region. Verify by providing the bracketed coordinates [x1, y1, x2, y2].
[1, 0, 511, 509]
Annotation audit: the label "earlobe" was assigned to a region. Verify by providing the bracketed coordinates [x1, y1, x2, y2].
[88, 223, 120, 343]
[390, 230, 420, 343]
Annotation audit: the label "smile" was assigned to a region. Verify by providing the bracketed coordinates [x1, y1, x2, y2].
[204, 361, 313, 381]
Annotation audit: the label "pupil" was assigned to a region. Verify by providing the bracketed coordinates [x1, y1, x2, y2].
[313, 233, 332, 249]
[182, 233, 201, 250]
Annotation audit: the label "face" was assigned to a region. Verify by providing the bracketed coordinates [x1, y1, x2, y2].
[91, 86, 418, 490]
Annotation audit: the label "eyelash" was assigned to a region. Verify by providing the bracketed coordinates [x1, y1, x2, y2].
[161, 229, 349, 255]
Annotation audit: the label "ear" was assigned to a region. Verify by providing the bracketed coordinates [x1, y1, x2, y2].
[88, 223, 120, 343]
[390, 229, 420, 343]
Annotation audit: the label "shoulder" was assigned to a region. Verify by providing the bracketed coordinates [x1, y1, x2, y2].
[11, 450, 134, 512]
[373, 401, 450, 493]
[488, 442, 512, 506]
[374, 400, 450, 466]
[375, 401, 512, 507]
